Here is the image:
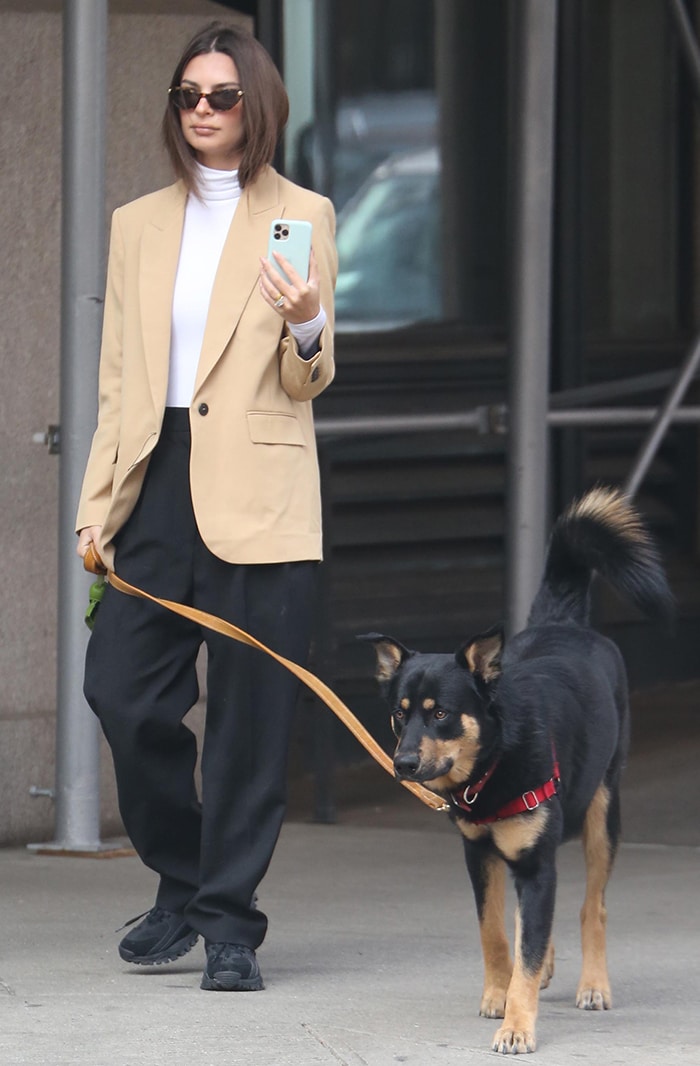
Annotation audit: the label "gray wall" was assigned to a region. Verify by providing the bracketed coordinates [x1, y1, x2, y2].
[0, 0, 250, 845]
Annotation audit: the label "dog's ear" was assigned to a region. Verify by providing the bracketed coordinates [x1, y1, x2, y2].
[457, 624, 504, 684]
[357, 632, 413, 683]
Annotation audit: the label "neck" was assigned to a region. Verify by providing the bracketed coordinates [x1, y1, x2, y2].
[194, 161, 241, 204]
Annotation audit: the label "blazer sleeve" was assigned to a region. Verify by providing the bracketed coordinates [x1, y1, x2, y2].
[75, 209, 125, 532]
[278, 195, 337, 401]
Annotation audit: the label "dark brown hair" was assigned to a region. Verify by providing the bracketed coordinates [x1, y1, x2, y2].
[162, 21, 289, 191]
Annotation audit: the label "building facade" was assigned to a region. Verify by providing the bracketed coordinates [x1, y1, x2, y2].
[1, 0, 698, 843]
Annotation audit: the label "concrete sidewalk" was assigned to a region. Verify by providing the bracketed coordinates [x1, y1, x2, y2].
[1, 818, 698, 1066]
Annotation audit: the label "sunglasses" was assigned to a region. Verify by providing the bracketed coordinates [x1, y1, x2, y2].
[168, 86, 244, 112]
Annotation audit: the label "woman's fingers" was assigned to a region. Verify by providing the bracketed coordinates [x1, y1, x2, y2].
[259, 252, 320, 323]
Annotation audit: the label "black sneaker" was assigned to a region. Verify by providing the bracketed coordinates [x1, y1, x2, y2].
[118, 907, 199, 965]
[200, 942, 264, 991]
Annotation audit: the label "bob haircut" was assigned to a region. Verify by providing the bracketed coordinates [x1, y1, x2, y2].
[162, 21, 289, 192]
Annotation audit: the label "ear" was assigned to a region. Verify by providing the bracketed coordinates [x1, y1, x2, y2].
[457, 624, 504, 683]
[357, 632, 413, 683]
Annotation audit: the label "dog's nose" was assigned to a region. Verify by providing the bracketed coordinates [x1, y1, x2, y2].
[394, 752, 420, 778]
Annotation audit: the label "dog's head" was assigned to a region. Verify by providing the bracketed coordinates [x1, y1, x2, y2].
[359, 626, 504, 793]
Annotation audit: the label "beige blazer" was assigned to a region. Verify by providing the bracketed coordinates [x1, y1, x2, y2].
[76, 166, 337, 569]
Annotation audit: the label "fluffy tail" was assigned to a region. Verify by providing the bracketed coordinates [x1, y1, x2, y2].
[527, 486, 674, 628]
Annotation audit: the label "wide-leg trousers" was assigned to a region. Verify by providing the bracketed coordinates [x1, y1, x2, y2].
[84, 409, 317, 948]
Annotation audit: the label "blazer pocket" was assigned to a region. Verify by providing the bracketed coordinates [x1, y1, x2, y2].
[247, 411, 305, 446]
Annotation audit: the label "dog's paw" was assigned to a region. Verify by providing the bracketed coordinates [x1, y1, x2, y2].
[492, 1026, 536, 1054]
[479, 991, 506, 1019]
[576, 984, 611, 1010]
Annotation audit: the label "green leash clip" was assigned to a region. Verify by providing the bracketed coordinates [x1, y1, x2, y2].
[85, 576, 106, 630]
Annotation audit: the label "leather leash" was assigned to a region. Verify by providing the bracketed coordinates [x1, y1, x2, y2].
[83, 544, 447, 812]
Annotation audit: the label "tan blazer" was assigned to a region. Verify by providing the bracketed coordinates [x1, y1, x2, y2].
[76, 166, 337, 569]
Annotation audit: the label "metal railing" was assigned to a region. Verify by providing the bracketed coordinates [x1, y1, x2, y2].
[309, 376, 700, 822]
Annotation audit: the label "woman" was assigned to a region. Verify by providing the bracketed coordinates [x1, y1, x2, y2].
[76, 21, 336, 992]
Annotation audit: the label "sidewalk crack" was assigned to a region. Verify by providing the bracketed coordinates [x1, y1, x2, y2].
[301, 1022, 368, 1065]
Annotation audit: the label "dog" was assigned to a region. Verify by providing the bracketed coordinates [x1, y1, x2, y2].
[361, 487, 672, 1054]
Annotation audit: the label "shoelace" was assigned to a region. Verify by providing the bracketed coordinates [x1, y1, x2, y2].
[114, 906, 167, 934]
[116, 896, 258, 933]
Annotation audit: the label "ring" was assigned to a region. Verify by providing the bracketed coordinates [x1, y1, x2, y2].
[274, 294, 285, 308]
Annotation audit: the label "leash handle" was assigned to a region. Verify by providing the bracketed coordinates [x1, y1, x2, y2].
[83, 547, 446, 811]
[83, 542, 107, 575]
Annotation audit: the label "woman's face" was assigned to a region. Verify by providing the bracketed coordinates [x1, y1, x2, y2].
[179, 51, 245, 170]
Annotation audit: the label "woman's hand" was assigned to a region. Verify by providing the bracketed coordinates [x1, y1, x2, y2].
[259, 248, 321, 325]
[77, 525, 103, 560]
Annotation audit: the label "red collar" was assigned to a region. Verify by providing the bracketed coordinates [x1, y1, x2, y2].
[450, 750, 561, 826]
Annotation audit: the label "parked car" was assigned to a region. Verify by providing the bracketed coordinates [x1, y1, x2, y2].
[294, 91, 437, 210]
[334, 147, 442, 330]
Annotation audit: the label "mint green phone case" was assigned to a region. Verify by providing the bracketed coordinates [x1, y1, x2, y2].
[267, 218, 312, 284]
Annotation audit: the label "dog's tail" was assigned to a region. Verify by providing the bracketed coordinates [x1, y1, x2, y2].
[527, 486, 674, 628]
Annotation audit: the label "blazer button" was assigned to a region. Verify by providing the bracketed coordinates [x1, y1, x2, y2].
[198, 402, 209, 416]
[310, 367, 320, 383]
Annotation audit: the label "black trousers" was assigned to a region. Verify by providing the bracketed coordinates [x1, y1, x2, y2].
[84, 409, 317, 948]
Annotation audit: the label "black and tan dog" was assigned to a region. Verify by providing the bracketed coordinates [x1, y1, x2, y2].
[362, 487, 672, 1054]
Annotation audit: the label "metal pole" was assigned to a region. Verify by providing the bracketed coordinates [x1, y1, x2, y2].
[624, 332, 700, 497]
[313, 405, 700, 441]
[315, 409, 487, 437]
[549, 405, 700, 427]
[38, 0, 108, 851]
[505, 0, 559, 635]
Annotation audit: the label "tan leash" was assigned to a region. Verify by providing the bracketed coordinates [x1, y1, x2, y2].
[83, 544, 448, 812]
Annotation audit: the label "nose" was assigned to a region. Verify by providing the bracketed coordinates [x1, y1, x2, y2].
[194, 93, 213, 114]
[394, 751, 420, 779]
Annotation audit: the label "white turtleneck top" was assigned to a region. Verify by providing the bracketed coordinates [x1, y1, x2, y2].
[166, 162, 326, 408]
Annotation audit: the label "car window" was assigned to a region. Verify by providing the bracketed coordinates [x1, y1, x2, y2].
[334, 154, 441, 329]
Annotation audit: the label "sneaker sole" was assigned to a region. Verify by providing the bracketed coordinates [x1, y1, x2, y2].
[119, 930, 200, 966]
[200, 971, 264, 992]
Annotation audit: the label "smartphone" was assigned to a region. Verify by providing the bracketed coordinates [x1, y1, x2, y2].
[267, 218, 312, 285]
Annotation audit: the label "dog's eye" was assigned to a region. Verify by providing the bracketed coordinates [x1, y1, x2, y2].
[434, 709, 447, 720]
[393, 709, 405, 721]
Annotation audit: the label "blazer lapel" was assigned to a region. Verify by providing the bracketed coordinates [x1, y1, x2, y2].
[194, 166, 282, 394]
[138, 183, 186, 414]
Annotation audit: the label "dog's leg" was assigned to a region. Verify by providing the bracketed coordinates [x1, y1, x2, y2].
[463, 841, 512, 1018]
[492, 859, 556, 1054]
[577, 783, 615, 1010]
